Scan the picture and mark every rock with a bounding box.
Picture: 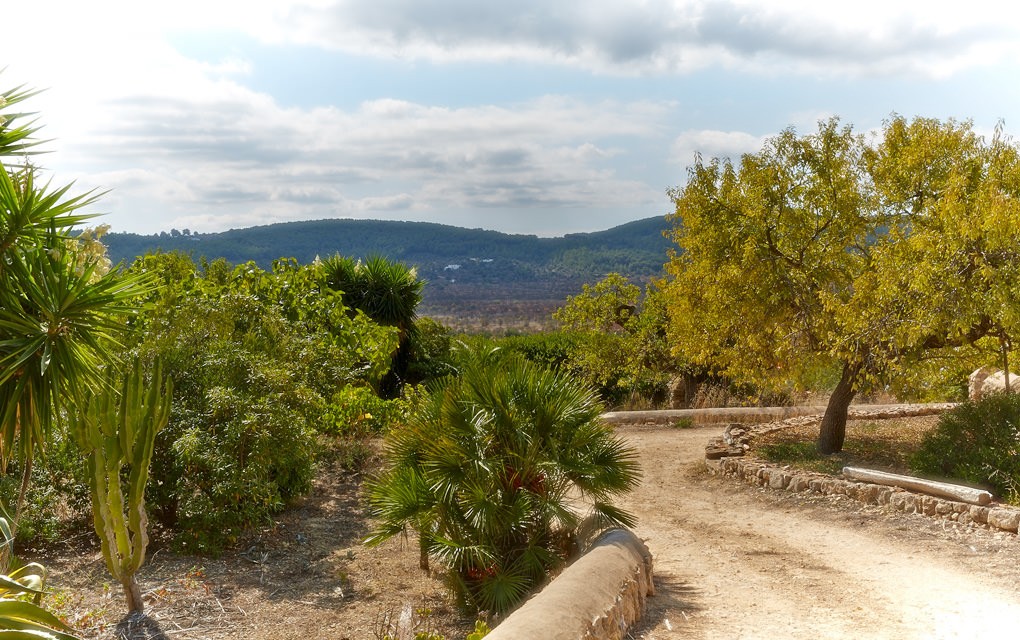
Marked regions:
[768,471,790,490]
[789,475,812,492]
[706,439,744,460]
[986,507,1020,533]
[970,506,989,524]
[889,493,913,512]
[859,485,880,505]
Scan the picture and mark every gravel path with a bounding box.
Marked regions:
[617,423,1020,639]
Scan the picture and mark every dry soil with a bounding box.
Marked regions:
[42,421,1020,639]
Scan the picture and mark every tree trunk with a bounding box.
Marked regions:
[419,537,430,572]
[11,454,34,540]
[124,577,145,613]
[1001,334,1011,394]
[817,362,861,455]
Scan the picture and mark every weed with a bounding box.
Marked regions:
[757,442,844,475]
[670,417,695,429]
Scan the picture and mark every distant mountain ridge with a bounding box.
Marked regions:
[103,217,673,328]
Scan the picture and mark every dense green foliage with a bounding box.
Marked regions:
[127,253,400,551]
[667,116,1020,453]
[366,352,640,614]
[320,254,425,396]
[554,274,681,407]
[494,332,579,371]
[912,394,1020,502]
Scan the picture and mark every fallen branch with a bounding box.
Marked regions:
[842,467,992,506]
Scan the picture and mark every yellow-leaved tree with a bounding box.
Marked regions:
[666,116,1020,454]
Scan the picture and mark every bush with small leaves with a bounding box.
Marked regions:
[911,393,1020,502]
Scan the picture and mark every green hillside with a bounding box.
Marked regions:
[104,217,673,327]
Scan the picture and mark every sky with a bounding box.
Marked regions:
[3,1,1020,237]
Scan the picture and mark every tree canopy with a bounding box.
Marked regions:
[666,116,1020,453]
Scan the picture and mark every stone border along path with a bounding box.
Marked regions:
[704,403,1020,535]
[485,529,654,640]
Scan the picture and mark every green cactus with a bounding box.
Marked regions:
[72,358,172,614]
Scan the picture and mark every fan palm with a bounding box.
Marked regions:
[366,351,641,614]
[320,254,424,395]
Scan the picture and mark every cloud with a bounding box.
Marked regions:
[671,129,769,167]
[265,0,1020,78]
[50,73,669,233]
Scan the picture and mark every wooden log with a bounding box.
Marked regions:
[842,467,992,506]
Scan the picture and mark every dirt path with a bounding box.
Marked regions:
[618,423,1020,639]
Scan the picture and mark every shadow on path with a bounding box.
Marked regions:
[628,574,704,636]
[115,612,170,640]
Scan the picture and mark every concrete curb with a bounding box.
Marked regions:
[486,529,654,640]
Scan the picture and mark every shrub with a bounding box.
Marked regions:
[321,385,401,437]
[911,393,1020,502]
[366,353,641,614]
[0,432,91,546]
[127,255,400,552]
[149,337,318,552]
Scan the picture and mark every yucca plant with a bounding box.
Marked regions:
[366,351,641,614]
[1,80,148,533]
[71,359,172,613]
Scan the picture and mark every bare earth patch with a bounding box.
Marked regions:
[29,417,1020,639]
[753,416,941,475]
[35,451,477,640]
[622,422,1020,639]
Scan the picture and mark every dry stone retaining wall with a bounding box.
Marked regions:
[705,404,1020,535]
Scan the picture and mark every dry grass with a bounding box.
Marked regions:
[753,416,940,476]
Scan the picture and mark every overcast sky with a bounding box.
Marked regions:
[3,1,1019,236]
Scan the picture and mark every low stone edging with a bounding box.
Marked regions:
[704,404,1020,536]
[603,403,956,429]
[485,528,654,640]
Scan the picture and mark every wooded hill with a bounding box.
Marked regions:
[104,216,673,329]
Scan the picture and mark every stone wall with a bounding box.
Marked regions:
[485,529,654,640]
[705,405,1020,536]
[603,403,956,428]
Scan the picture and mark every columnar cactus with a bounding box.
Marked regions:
[73,359,172,613]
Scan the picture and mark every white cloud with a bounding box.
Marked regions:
[259,0,1020,78]
[671,129,769,166]
[4,1,1017,237]
[45,73,670,232]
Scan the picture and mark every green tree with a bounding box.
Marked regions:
[366,352,640,614]
[666,116,1019,454]
[554,273,678,405]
